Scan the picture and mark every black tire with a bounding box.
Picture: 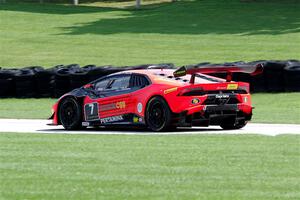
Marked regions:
[58,97,83,130]
[0,69,18,97]
[15,68,36,98]
[86,66,116,82]
[220,119,247,130]
[145,96,173,131]
[54,68,72,98]
[35,69,55,97]
[70,68,89,89]
[284,62,300,92]
[263,61,287,92]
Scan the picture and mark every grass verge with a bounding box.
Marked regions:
[251,93,300,124]
[0,133,299,200]
[0,98,56,119]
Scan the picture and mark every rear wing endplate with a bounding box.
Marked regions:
[173,63,264,83]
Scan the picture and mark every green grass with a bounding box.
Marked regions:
[0,98,56,119]
[0,133,299,199]
[0,0,299,68]
[0,93,299,124]
[251,93,300,124]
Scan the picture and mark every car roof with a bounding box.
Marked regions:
[121,69,225,85]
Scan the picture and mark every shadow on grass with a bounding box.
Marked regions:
[61,1,300,35]
[1,0,300,35]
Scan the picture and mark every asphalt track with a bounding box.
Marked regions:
[0,119,299,136]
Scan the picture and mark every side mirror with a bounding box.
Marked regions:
[83,83,94,89]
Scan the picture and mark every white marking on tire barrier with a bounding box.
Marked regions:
[0,119,299,136]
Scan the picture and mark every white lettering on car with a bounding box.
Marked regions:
[100,115,124,123]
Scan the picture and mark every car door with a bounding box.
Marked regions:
[94,74,135,122]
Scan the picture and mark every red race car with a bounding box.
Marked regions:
[50,63,263,131]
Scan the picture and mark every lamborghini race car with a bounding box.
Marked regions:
[49,63,263,131]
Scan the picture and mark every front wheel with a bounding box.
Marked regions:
[220,119,248,130]
[58,97,83,130]
[145,96,173,132]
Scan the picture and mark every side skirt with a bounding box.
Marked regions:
[82,113,145,127]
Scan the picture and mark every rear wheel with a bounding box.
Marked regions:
[58,97,83,130]
[145,96,173,131]
[220,118,247,130]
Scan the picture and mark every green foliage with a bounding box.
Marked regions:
[0,0,299,67]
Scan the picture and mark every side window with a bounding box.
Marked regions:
[106,75,131,90]
[130,75,150,88]
[95,75,131,92]
[94,78,111,92]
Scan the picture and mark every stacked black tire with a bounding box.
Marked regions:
[284,61,300,92]
[0,63,175,98]
[0,69,18,97]
[0,61,299,98]
[250,60,300,92]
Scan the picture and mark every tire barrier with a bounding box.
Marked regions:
[14,68,37,98]
[245,60,267,92]
[0,61,299,98]
[284,61,300,92]
[263,61,287,92]
[35,68,55,97]
[53,67,73,98]
[0,69,18,97]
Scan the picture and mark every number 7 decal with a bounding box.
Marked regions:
[84,103,99,121]
[88,104,94,115]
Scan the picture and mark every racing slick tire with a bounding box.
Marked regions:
[58,97,83,130]
[220,119,247,130]
[145,96,174,132]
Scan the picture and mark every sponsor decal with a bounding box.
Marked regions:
[215,94,230,98]
[100,115,123,123]
[82,122,90,127]
[164,87,178,94]
[99,103,115,112]
[227,84,238,90]
[137,103,143,113]
[174,70,186,77]
[133,117,139,123]
[191,98,200,104]
[116,101,126,109]
[173,67,187,77]
[133,116,143,123]
[99,101,126,111]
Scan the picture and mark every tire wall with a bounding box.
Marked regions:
[0,61,299,98]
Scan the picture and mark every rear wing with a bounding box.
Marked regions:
[173,63,264,83]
